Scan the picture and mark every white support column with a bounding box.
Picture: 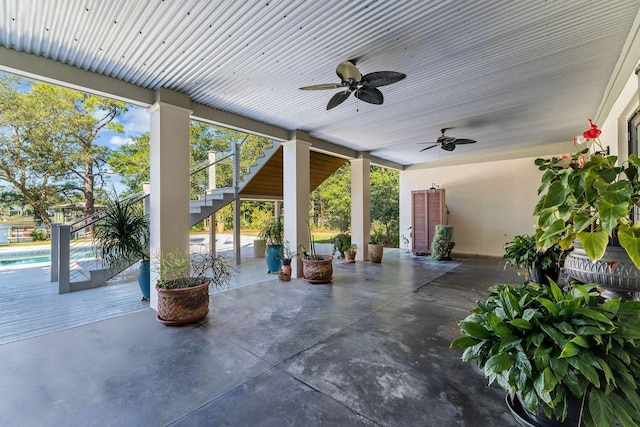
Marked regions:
[283,134,311,278]
[148,88,192,311]
[351,155,371,261]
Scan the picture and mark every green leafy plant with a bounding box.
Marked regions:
[331,233,351,257]
[451,281,640,426]
[280,240,297,260]
[430,224,454,261]
[534,119,640,268]
[502,234,563,271]
[30,228,48,241]
[369,230,383,245]
[259,216,284,246]
[345,243,357,253]
[155,249,232,290]
[93,196,149,270]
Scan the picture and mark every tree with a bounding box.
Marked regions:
[311,163,351,230]
[0,74,127,225]
[108,133,150,192]
[370,165,399,243]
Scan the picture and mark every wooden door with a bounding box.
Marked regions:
[412,189,445,254]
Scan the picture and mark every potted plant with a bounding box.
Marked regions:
[451,281,640,426]
[300,222,333,284]
[368,230,384,263]
[92,195,150,301]
[502,234,563,285]
[259,216,284,273]
[154,249,232,326]
[430,224,455,261]
[534,119,640,297]
[331,233,351,258]
[279,240,297,281]
[344,243,357,263]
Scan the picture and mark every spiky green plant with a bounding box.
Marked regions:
[93,197,149,270]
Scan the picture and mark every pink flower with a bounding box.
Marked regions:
[578,155,586,168]
[583,119,601,139]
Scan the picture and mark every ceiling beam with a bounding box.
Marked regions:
[0,46,156,106]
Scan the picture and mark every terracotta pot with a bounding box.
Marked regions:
[280,263,292,281]
[345,251,357,263]
[301,256,333,284]
[156,279,210,326]
[368,244,384,263]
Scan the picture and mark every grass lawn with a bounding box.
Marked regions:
[230,229,338,244]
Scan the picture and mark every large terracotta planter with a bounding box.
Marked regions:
[564,240,640,298]
[368,244,384,263]
[302,255,333,284]
[156,279,210,326]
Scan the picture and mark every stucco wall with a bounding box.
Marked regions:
[400,157,543,257]
[399,65,638,258]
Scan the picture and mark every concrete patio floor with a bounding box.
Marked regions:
[0,249,522,426]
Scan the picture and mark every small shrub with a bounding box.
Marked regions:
[30,228,48,241]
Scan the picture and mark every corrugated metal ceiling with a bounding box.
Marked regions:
[0,0,639,166]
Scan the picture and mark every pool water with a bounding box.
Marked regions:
[0,251,95,266]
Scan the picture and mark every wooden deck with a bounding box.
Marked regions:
[0,244,282,345]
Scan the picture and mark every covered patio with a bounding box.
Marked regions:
[1,1,640,425]
[0,250,521,426]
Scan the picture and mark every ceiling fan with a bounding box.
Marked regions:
[299,59,406,110]
[418,128,477,152]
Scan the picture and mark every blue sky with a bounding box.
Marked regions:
[95,104,149,194]
[104,105,149,149]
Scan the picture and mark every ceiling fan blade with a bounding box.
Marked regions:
[354,87,383,104]
[336,61,362,83]
[299,83,343,90]
[419,144,438,152]
[361,71,407,88]
[326,90,351,110]
[453,138,477,144]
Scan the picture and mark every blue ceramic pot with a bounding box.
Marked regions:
[266,245,282,273]
[138,260,151,300]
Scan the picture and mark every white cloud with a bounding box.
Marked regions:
[121,106,150,134]
[110,136,133,147]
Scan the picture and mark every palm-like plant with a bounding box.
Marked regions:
[93,196,149,270]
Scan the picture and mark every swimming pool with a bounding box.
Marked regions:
[0,250,95,266]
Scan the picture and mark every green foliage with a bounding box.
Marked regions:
[369,229,383,245]
[30,228,48,241]
[108,133,150,192]
[92,196,149,270]
[311,163,351,230]
[155,249,232,290]
[281,240,297,260]
[430,225,454,260]
[502,234,563,270]
[331,233,351,256]
[258,216,283,246]
[0,73,127,225]
[370,165,399,243]
[534,148,640,268]
[451,281,640,426]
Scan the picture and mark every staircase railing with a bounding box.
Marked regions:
[51,191,149,293]
[51,134,278,293]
